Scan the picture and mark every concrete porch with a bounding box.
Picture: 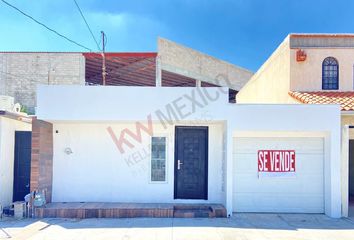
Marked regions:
[34,202,227,218]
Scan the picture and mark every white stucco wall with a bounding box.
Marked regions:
[290,48,354,91]
[0,116,31,208]
[52,122,225,204]
[37,85,342,217]
[37,86,230,122]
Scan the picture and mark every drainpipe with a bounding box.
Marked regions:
[101,31,107,85]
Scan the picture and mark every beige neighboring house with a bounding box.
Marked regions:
[237,33,354,217]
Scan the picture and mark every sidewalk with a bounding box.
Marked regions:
[1,213,354,240]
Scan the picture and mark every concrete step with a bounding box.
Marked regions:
[173,209,213,218]
[35,202,227,218]
[173,204,226,218]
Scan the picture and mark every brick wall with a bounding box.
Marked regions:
[30,118,53,203]
[0,53,85,114]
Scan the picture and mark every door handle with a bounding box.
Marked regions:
[177,160,183,170]
[26,184,29,188]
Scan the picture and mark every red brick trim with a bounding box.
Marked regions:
[30,117,53,203]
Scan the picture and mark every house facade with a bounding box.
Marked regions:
[0,38,254,216]
[237,34,354,216]
[0,36,346,218]
[34,85,341,217]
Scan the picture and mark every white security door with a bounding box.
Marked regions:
[232,137,324,213]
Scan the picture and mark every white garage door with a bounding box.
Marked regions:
[233,137,324,213]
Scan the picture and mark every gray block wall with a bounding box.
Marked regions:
[158,38,253,90]
[0,52,85,114]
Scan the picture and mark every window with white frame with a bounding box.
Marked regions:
[150,137,167,182]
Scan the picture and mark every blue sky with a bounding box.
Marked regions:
[1,0,354,71]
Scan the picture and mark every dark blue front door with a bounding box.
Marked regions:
[174,126,208,199]
[13,131,32,202]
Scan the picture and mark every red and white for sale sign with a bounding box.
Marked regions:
[258,150,296,178]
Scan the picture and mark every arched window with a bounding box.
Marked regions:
[322,57,339,90]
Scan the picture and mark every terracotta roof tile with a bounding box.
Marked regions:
[288,91,354,111]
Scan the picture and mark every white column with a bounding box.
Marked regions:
[326,122,342,218]
[196,79,201,87]
[341,125,349,217]
[225,122,233,216]
[155,56,162,87]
